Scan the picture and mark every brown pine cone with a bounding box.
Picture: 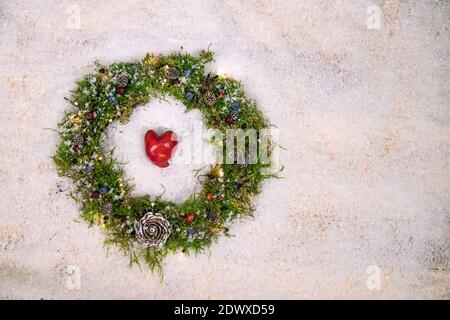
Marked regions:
[164,66,179,80]
[203,91,217,106]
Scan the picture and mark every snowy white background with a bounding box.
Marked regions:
[0,0,449,299]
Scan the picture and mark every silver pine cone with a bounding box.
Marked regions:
[115,73,128,87]
[99,202,112,215]
[73,135,84,145]
[134,212,171,248]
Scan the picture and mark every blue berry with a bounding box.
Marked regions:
[108,96,118,106]
[231,102,240,112]
[185,91,194,102]
[84,165,94,174]
[187,229,195,238]
[183,68,193,77]
[99,187,108,195]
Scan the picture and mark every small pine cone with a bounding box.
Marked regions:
[230,109,240,121]
[115,73,128,87]
[99,202,113,215]
[164,66,179,80]
[207,211,220,223]
[134,212,171,248]
[73,135,84,145]
[203,91,217,106]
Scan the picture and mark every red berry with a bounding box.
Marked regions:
[226,116,234,124]
[91,191,100,199]
[116,87,126,94]
[73,145,81,153]
[185,213,195,223]
[86,111,96,121]
[218,89,225,98]
[206,193,213,201]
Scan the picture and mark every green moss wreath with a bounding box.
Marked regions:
[54,50,275,273]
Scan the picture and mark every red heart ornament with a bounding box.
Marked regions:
[145,130,178,168]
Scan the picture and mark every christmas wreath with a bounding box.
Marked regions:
[54,50,275,273]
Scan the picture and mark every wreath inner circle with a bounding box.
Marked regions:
[106,97,218,202]
[54,50,275,272]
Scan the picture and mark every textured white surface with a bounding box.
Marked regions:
[0,0,449,299]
